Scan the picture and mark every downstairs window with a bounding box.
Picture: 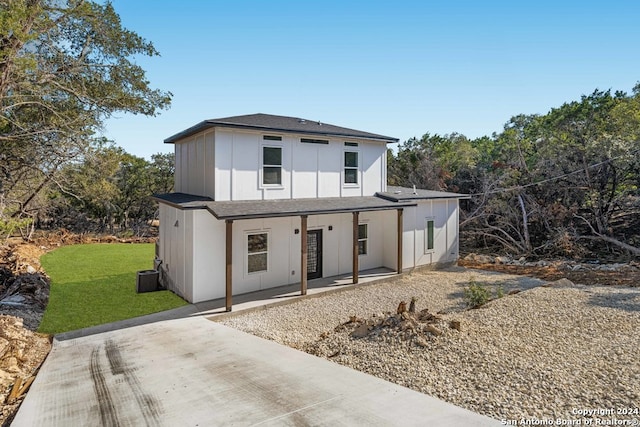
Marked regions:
[247,232,268,273]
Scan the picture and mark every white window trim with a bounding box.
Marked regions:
[358,222,369,256]
[246,230,270,275]
[260,144,284,189]
[425,217,435,254]
[343,149,360,187]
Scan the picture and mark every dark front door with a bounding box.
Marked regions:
[307,229,323,280]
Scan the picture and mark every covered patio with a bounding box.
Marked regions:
[207,196,417,311]
[194,266,399,318]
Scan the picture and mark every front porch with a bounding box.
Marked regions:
[192,267,399,318]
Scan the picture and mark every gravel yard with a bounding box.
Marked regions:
[217,267,640,422]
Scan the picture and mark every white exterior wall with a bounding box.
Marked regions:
[402,206,416,270]
[159,199,461,303]
[169,211,390,303]
[191,210,225,303]
[446,199,460,261]
[174,131,215,198]
[400,199,461,270]
[193,128,387,201]
[157,204,193,301]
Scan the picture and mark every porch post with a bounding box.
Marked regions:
[225,220,233,312]
[352,211,359,284]
[397,208,403,274]
[300,215,308,295]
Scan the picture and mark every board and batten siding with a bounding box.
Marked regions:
[402,199,460,269]
[174,131,215,198]
[174,128,388,201]
[158,203,192,301]
[158,209,394,303]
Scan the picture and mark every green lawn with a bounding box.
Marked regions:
[39,243,187,334]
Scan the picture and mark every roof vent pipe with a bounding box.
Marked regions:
[413,185,417,195]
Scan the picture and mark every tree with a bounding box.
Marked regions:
[149,152,175,195]
[534,88,640,255]
[388,85,640,259]
[0,0,171,236]
[389,133,477,192]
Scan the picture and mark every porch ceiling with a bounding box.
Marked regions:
[153,193,416,220]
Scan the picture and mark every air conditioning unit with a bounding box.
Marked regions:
[136,270,159,293]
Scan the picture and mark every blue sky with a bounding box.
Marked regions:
[104,1,640,159]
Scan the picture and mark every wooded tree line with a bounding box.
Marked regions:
[1,0,172,239]
[3,2,639,258]
[389,86,640,259]
[42,149,174,235]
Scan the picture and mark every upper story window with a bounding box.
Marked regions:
[344,151,359,184]
[263,135,282,141]
[301,138,329,144]
[262,146,282,185]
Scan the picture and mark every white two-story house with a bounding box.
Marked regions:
[153,114,468,310]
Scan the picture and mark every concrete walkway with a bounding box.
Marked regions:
[55,268,402,341]
[14,267,502,426]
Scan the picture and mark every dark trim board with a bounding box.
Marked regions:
[153,193,417,220]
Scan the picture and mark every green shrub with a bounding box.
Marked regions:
[463,280,491,308]
[464,280,506,308]
[0,217,32,240]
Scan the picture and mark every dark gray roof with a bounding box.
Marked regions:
[153,193,416,220]
[376,186,470,201]
[164,113,399,144]
[153,192,213,208]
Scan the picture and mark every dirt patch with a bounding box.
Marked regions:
[0,315,51,426]
[0,243,50,331]
[0,242,52,426]
[459,257,640,287]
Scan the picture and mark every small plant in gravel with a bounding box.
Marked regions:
[464,280,491,308]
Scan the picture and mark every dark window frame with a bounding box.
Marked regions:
[247,232,269,274]
[300,138,329,144]
[262,145,283,186]
[425,218,435,252]
[358,223,368,255]
[344,150,359,185]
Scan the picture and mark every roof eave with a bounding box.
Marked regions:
[376,192,471,202]
[164,121,212,144]
[207,202,416,221]
[164,121,399,144]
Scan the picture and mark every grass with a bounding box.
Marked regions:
[39,243,187,335]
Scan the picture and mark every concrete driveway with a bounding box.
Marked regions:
[13,317,500,426]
